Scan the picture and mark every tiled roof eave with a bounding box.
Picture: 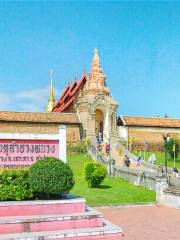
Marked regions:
[0,119,80,124]
[125,124,180,129]
[119,115,180,128]
[0,112,80,124]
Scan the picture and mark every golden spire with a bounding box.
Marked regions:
[46,69,55,112]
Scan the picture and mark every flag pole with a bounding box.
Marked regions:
[173,143,176,168]
[144,151,146,161]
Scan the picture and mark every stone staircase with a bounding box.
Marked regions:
[164,186,180,196]
[0,196,123,239]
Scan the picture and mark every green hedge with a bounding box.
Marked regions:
[0,157,75,201]
[28,157,75,199]
[84,162,107,188]
[0,168,33,201]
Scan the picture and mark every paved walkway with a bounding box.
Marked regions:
[96,205,180,240]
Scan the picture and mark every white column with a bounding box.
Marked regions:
[103,110,109,142]
[58,125,66,163]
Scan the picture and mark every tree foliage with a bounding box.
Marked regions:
[166,138,179,159]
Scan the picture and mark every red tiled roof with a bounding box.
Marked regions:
[118,115,180,128]
[53,72,87,112]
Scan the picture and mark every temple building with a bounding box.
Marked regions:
[46,49,180,149]
[0,49,179,156]
[117,115,180,151]
[48,49,119,144]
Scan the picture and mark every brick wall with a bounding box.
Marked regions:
[0,122,80,145]
[129,127,180,151]
[66,125,81,145]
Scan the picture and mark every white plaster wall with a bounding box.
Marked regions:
[0,133,59,140]
[103,109,110,142]
[158,193,180,209]
[117,126,128,140]
[59,125,66,162]
[130,126,180,133]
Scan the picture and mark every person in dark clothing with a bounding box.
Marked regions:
[125,157,130,167]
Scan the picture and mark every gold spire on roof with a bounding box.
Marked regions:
[46,69,55,112]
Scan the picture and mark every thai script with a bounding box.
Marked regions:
[0,140,59,167]
[0,143,56,156]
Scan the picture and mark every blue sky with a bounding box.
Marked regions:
[0,1,179,117]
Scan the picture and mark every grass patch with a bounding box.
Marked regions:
[134,151,180,169]
[68,154,156,206]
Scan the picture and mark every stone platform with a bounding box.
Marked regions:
[0,195,123,239]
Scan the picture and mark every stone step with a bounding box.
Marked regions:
[164,186,180,196]
[0,196,86,217]
[0,208,103,234]
[0,220,123,240]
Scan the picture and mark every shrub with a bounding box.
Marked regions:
[28,157,75,198]
[74,145,85,154]
[82,138,90,153]
[84,162,107,188]
[67,145,85,154]
[67,141,90,155]
[0,168,33,201]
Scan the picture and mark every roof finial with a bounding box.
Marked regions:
[91,48,101,71]
[83,68,86,76]
[46,69,55,112]
[50,69,53,83]
[94,48,98,54]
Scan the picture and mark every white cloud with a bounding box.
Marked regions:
[16,87,49,103]
[0,86,61,112]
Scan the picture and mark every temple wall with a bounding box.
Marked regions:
[0,122,80,146]
[66,124,81,145]
[128,126,180,151]
[0,122,58,134]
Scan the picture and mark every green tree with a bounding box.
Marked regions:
[166,138,179,159]
[164,113,169,118]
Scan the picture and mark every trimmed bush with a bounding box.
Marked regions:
[28,157,75,198]
[84,162,107,188]
[0,168,33,201]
